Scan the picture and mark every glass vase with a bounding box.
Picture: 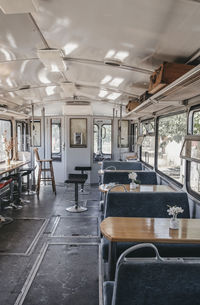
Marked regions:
[130,180,136,190]
[169,215,179,229]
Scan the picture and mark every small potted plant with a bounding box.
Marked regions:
[128,172,140,190]
[167,205,184,229]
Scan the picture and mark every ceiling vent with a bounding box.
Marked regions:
[0,0,39,14]
[104,59,122,67]
[37,49,67,72]
[60,82,76,97]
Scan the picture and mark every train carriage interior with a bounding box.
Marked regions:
[1,0,200,304]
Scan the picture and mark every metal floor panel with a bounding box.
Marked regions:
[0,218,48,255]
[16,243,99,305]
[51,216,99,237]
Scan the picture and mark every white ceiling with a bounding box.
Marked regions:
[0,0,200,117]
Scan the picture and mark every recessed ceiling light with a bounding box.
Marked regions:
[63,43,78,56]
[98,90,108,98]
[107,92,121,100]
[109,77,124,87]
[105,49,115,58]
[45,86,56,96]
[114,51,129,61]
[101,75,112,84]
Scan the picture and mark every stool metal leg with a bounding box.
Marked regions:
[79,170,89,195]
[66,183,87,213]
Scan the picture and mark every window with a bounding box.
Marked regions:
[157,112,187,184]
[102,124,112,154]
[118,120,129,148]
[187,110,200,195]
[93,119,112,161]
[93,124,99,155]
[0,119,12,162]
[51,118,61,161]
[141,119,155,167]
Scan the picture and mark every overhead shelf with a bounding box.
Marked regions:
[126,64,200,118]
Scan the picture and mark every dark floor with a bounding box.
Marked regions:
[0,184,101,305]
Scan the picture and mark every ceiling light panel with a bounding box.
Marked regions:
[37,49,66,72]
[45,86,56,96]
[105,49,116,58]
[63,43,78,56]
[114,51,129,61]
[98,90,108,98]
[107,92,121,100]
[101,75,112,84]
[0,0,39,14]
[109,77,124,87]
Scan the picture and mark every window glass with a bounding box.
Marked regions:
[141,119,155,167]
[141,136,155,167]
[102,124,112,154]
[189,110,200,195]
[193,111,200,135]
[51,118,61,161]
[93,119,112,161]
[118,120,129,148]
[0,120,12,162]
[93,124,99,155]
[158,113,187,183]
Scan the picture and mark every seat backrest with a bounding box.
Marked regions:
[34,148,40,161]
[103,171,157,185]
[112,257,200,305]
[102,161,142,170]
[105,191,190,218]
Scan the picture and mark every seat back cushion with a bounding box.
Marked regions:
[105,192,190,218]
[112,261,200,305]
[103,161,142,170]
[103,171,157,185]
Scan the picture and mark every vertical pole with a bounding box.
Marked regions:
[31,103,36,189]
[119,104,122,161]
[41,107,46,184]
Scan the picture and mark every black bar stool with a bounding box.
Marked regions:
[0,179,14,226]
[64,174,88,213]
[74,166,92,194]
[19,166,36,196]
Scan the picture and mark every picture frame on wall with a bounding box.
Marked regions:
[70,118,87,147]
[30,120,41,147]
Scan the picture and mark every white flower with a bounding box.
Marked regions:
[128,172,137,181]
[167,205,184,217]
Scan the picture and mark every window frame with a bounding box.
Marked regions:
[0,118,13,163]
[101,123,112,155]
[50,118,62,162]
[140,118,155,169]
[186,106,200,200]
[155,110,187,187]
[118,119,129,148]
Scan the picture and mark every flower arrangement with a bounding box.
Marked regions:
[167,205,184,218]
[128,172,140,184]
[167,205,184,229]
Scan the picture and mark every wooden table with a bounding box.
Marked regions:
[0,161,30,176]
[99,184,175,193]
[100,217,200,280]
